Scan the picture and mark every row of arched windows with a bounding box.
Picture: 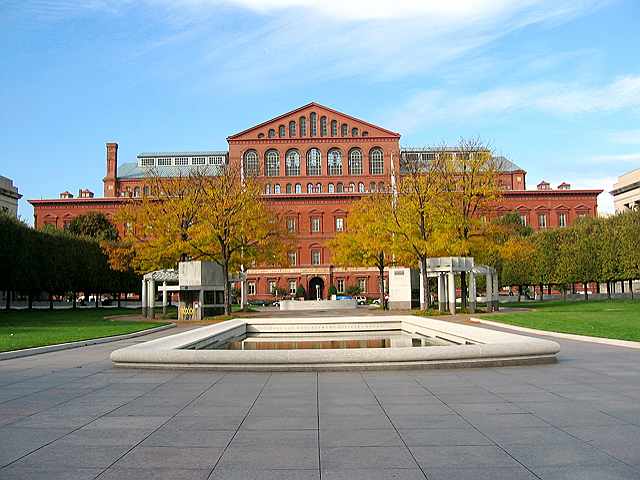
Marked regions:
[243,148,384,177]
[264,181,387,195]
[258,113,369,140]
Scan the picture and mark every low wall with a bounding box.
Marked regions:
[279,299,357,311]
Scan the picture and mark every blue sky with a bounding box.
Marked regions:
[2,0,639,220]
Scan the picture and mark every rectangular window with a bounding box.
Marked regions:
[247,282,256,296]
[311,250,321,265]
[288,251,297,266]
[558,213,567,227]
[336,279,345,294]
[519,214,527,226]
[175,157,188,166]
[287,217,296,233]
[192,157,206,165]
[335,217,344,232]
[157,157,171,166]
[140,158,155,167]
[538,214,547,229]
[289,280,296,295]
[311,217,321,233]
[268,280,277,295]
[358,278,367,293]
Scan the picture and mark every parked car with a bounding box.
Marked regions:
[272,301,280,308]
[354,295,367,305]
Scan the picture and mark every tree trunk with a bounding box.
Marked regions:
[562,286,566,302]
[630,279,634,300]
[72,291,77,309]
[28,293,33,310]
[596,282,601,294]
[378,253,386,310]
[547,284,551,295]
[517,285,522,302]
[95,292,100,309]
[222,259,231,316]
[606,281,611,299]
[117,292,121,308]
[621,280,625,294]
[583,282,588,301]
[419,256,429,311]
[49,293,53,310]
[539,283,544,302]
[5,290,10,310]
[460,271,467,309]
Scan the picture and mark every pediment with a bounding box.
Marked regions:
[227,102,400,141]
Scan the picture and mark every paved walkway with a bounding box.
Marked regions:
[1,324,640,479]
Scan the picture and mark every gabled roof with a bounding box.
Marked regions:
[227,102,401,140]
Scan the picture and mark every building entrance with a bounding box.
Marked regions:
[308,277,325,300]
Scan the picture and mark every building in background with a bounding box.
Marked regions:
[611,168,640,212]
[0,176,21,218]
[29,103,602,301]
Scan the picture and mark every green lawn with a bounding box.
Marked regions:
[0,308,168,352]
[485,299,640,342]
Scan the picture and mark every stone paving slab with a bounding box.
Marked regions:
[1,324,640,479]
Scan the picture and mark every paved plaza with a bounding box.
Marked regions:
[1,323,640,479]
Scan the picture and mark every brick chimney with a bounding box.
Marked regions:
[103,142,119,197]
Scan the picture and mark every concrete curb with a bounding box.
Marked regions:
[472,318,640,350]
[0,323,176,361]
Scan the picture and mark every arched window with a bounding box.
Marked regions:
[285,149,301,176]
[362,131,368,137]
[378,182,385,192]
[328,183,335,193]
[348,149,363,175]
[307,183,314,193]
[336,182,344,193]
[369,148,384,175]
[299,116,307,137]
[316,183,322,193]
[341,124,348,136]
[349,182,355,193]
[370,182,377,192]
[328,149,343,175]
[265,150,280,176]
[320,116,327,137]
[331,120,338,137]
[243,150,259,176]
[143,185,150,196]
[306,148,322,176]
[351,127,359,137]
[258,133,265,139]
[286,183,292,193]
[295,183,302,194]
[358,182,365,193]
[133,186,140,197]
[274,184,281,194]
[289,121,296,137]
[268,128,275,138]
[265,184,272,194]
[310,112,317,136]
[278,125,285,138]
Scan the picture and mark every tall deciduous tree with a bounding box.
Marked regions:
[439,138,504,306]
[66,212,119,241]
[328,193,397,308]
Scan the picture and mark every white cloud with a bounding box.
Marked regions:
[389,75,640,133]
[608,129,640,145]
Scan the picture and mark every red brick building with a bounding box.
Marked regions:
[30,102,601,301]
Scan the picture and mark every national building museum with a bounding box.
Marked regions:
[29,103,601,301]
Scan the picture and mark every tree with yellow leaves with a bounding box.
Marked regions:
[106,164,289,315]
[328,192,397,308]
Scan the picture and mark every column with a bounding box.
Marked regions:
[162,281,167,316]
[141,279,147,318]
[448,271,456,315]
[438,273,446,313]
[486,272,493,312]
[468,271,477,314]
[493,272,500,311]
[148,278,155,319]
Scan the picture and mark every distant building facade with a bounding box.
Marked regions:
[29,103,602,301]
[611,168,640,212]
[0,176,21,218]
